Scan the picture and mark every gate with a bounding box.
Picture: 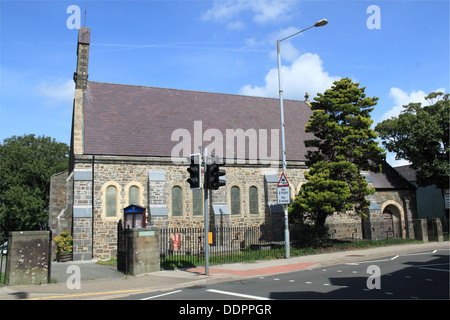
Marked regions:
[383,213,394,238]
[117,220,130,274]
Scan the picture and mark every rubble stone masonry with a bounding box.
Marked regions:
[51,155,418,260]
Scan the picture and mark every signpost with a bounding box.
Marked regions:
[277,173,290,258]
[277,173,290,204]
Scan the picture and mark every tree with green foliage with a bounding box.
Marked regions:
[304,78,385,169]
[375,92,449,190]
[290,78,385,231]
[289,161,373,227]
[0,134,69,234]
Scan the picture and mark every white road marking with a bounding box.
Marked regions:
[140,290,182,300]
[390,255,399,260]
[353,259,390,264]
[419,267,450,272]
[401,251,435,257]
[414,262,450,272]
[206,289,272,300]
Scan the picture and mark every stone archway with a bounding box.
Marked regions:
[381,201,406,238]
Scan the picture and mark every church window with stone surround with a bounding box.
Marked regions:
[105,185,117,217]
[230,186,240,215]
[172,186,183,216]
[249,186,258,214]
[129,185,140,205]
[193,189,203,216]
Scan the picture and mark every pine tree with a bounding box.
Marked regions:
[305,77,385,169]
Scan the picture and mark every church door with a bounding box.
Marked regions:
[383,212,394,238]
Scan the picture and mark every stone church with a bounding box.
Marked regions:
[48,27,418,261]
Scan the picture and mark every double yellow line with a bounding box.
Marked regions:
[29,288,151,300]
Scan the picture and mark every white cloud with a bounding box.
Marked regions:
[380,87,446,121]
[202,0,295,28]
[37,79,74,107]
[251,0,294,23]
[239,52,340,100]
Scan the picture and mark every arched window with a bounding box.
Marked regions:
[249,186,258,214]
[128,185,140,205]
[105,185,117,217]
[172,186,183,216]
[230,186,240,215]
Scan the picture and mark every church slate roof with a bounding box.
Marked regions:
[82,81,315,161]
[368,162,415,190]
[80,81,414,190]
[394,165,417,182]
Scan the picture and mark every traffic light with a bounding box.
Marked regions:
[187,153,201,189]
[206,161,226,190]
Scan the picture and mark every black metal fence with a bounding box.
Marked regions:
[160,226,284,269]
[159,218,446,269]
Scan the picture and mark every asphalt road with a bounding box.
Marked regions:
[118,248,449,300]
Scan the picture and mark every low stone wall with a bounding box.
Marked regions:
[117,226,160,276]
[6,231,51,285]
[413,218,444,243]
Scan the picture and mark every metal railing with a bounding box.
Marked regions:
[159,226,284,269]
[155,218,446,270]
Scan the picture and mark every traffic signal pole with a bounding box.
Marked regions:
[203,147,209,276]
[187,149,227,276]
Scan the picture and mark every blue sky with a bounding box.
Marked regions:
[1,0,448,166]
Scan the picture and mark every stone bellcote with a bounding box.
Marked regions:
[73,27,90,90]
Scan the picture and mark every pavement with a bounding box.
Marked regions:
[0,241,448,300]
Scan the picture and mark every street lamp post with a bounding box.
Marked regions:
[277,19,328,259]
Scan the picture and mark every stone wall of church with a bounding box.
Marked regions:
[373,189,417,239]
[72,163,93,260]
[87,157,309,259]
[57,156,418,260]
